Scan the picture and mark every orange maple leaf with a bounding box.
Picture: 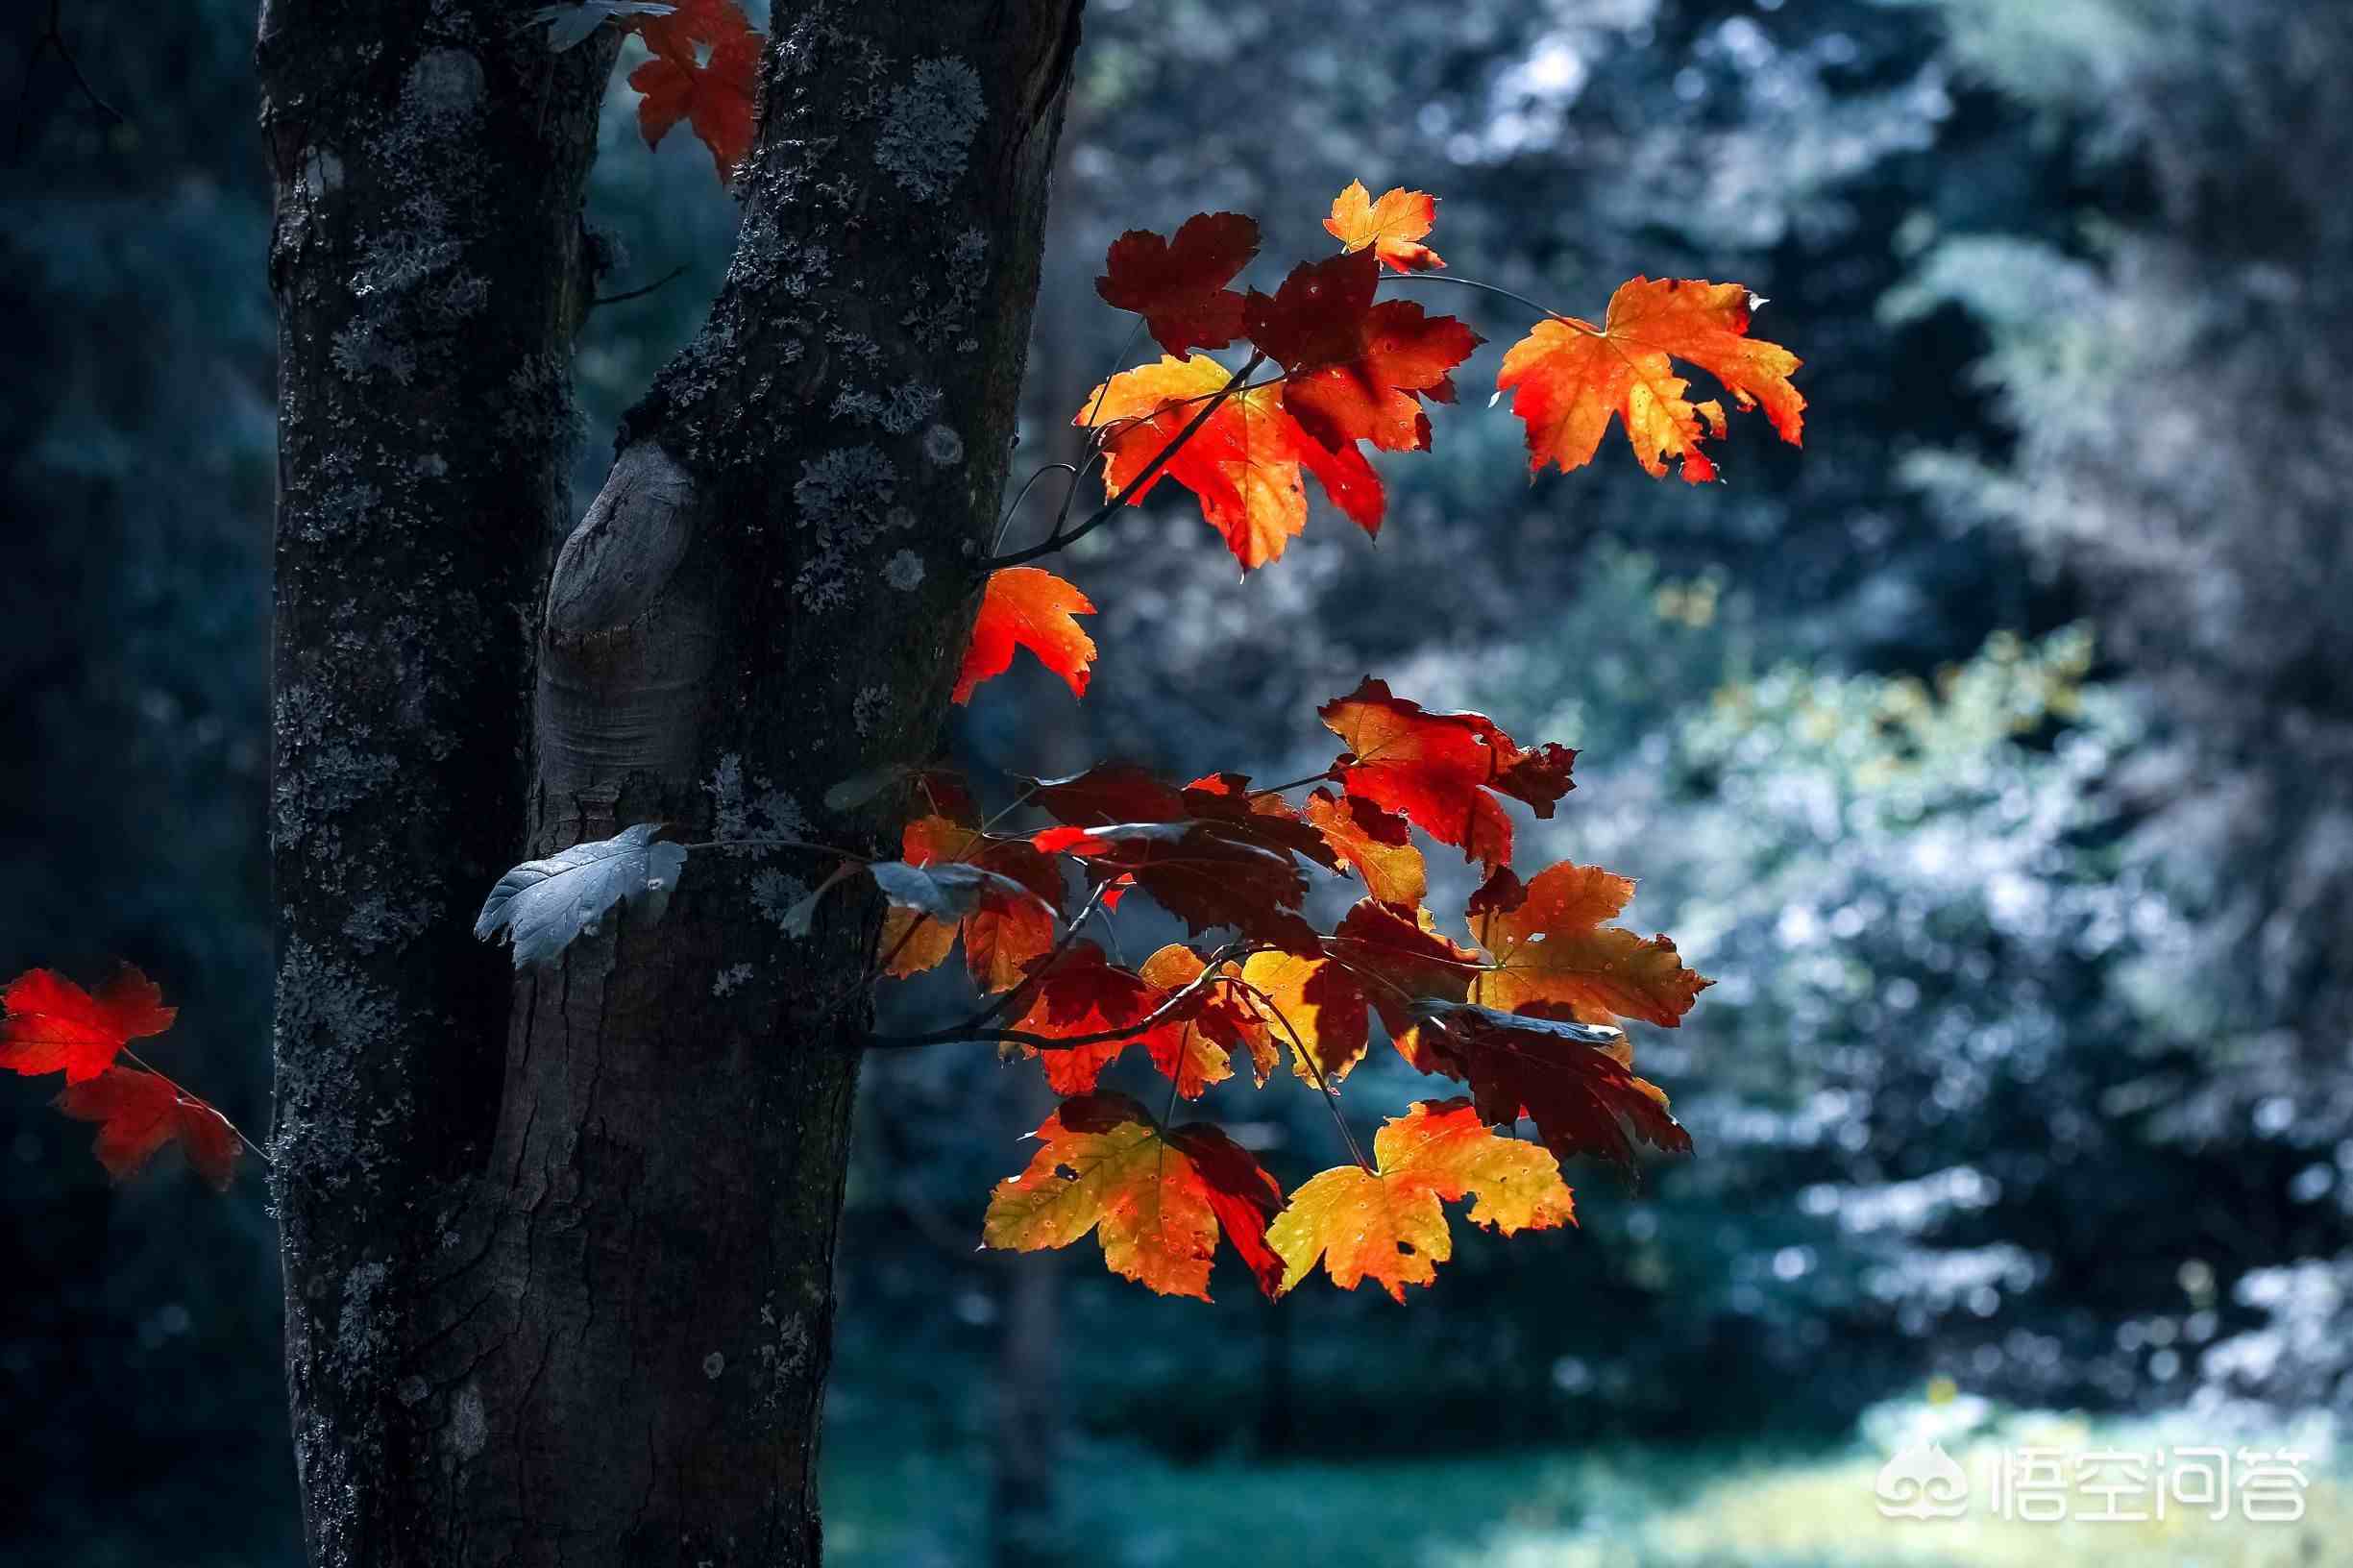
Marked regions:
[983,1090,1285,1300]
[1078,354,1384,569]
[1267,1098,1572,1300]
[1324,181,1445,273]
[878,812,1063,992]
[1301,788,1426,906]
[1096,212,1261,356]
[1465,861,1710,1028]
[1137,943,1275,1092]
[1317,677,1576,869]
[953,567,1097,704]
[0,966,177,1084]
[626,1,762,182]
[1496,277,1803,483]
[56,1066,241,1189]
[1236,948,1371,1084]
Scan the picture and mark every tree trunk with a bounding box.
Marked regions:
[263,2,1084,1563]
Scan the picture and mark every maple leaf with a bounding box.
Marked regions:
[1399,998,1691,1172]
[1077,355,1385,568]
[1465,862,1710,1028]
[1324,181,1445,273]
[953,567,1097,705]
[1318,678,1577,868]
[983,1090,1284,1299]
[1136,943,1266,1096]
[1178,773,1342,871]
[1027,763,1189,827]
[56,1066,240,1189]
[1007,943,1164,1095]
[1267,1098,1572,1300]
[1038,821,1318,952]
[1243,249,1482,453]
[1236,949,1370,1084]
[1323,898,1481,1034]
[1302,787,1427,906]
[880,813,1064,992]
[0,966,176,1084]
[1095,212,1261,356]
[627,10,762,183]
[1495,277,1804,483]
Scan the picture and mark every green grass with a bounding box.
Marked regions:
[823,1409,2343,1568]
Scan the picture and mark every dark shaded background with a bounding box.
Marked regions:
[7,2,2348,1563]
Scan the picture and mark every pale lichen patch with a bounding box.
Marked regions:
[883,549,925,591]
[708,752,809,845]
[791,445,900,611]
[873,58,986,200]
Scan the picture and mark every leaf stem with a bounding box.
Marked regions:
[1385,272,1577,326]
[870,938,1255,1052]
[119,1047,273,1167]
[1244,769,1339,798]
[982,351,1270,571]
[1229,977,1374,1174]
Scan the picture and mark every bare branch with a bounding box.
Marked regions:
[14,0,123,157]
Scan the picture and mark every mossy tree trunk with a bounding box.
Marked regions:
[261,3,1083,1563]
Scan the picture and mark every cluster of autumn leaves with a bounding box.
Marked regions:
[3,76,1806,1303]
[919,185,1807,1298]
[866,678,1708,1301]
[951,181,1803,711]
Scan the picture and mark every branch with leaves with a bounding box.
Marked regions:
[5,63,1809,1310]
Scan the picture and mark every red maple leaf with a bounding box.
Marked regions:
[626,1,763,182]
[953,567,1097,705]
[1096,212,1261,356]
[1317,678,1577,868]
[56,1066,241,1189]
[0,966,177,1084]
[1244,249,1482,453]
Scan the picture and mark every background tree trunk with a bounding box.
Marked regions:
[263,3,1083,1563]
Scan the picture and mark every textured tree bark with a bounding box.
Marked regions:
[259,4,619,1562]
[266,0,1083,1563]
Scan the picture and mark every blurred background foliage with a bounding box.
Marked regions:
[5,0,2347,1563]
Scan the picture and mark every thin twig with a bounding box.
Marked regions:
[1033,315,1147,549]
[1385,271,1575,325]
[1244,769,1339,799]
[1229,977,1373,1173]
[982,351,1270,571]
[870,937,1254,1052]
[591,263,690,309]
[15,0,124,156]
[119,1047,273,1167]
[990,463,1081,556]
